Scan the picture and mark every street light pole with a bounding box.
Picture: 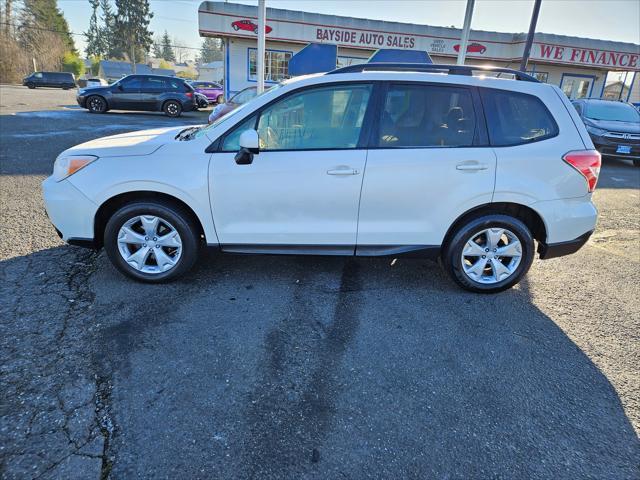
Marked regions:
[519,0,542,72]
[456,0,475,65]
[257,0,266,94]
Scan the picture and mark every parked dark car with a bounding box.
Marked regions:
[194,92,210,109]
[572,98,640,167]
[76,74,197,117]
[23,71,76,89]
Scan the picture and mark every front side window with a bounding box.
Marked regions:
[256,84,372,150]
[481,88,559,146]
[221,114,257,151]
[377,84,476,148]
[249,49,292,82]
[120,76,144,89]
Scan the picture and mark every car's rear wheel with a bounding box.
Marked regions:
[26,82,35,89]
[87,95,107,113]
[633,159,640,167]
[163,100,182,117]
[216,94,224,104]
[443,214,534,293]
[104,201,200,283]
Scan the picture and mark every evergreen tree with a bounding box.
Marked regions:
[21,0,76,53]
[160,30,174,62]
[99,0,116,58]
[112,0,153,63]
[152,37,162,58]
[197,37,222,64]
[84,0,104,58]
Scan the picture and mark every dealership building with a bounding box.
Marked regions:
[198,1,639,103]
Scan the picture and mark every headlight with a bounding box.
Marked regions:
[586,124,607,136]
[53,155,98,181]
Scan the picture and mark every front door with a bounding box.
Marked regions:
[111,76,143,109]
[209,83,373,251]
[357,82,496,252]
[561,75,594,99]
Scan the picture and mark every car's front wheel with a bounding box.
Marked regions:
[26,82,35,89]
[104,201,200,282]
[87,95,107,113]
[443,214,534,293]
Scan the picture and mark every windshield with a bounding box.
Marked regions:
[585,102,640,122]
[194,83,284,138]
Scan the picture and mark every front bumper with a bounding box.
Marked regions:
[42,176,98,246]
[76,95,87,108]
[590,134,640,160]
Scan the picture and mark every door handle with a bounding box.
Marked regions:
[327,168,359,175]
[456,163,488,171]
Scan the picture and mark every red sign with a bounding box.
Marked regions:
[537,43,639,68]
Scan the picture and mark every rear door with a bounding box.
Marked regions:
[356,82,496,252]
[140,76,167,110]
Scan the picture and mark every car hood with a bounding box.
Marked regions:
[585,118,640,134]
[60,126,187,158]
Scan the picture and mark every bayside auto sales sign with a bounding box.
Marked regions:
[198,2,640,70]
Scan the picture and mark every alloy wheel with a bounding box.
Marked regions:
[460,227,522,284]
[117,215,182,274]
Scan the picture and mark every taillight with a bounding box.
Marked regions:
[185,92,193,98]
[563,149,601,193]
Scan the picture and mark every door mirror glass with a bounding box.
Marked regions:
[239,129,259,153]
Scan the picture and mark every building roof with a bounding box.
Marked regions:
[200,61,223,69]
[99,61,175,78]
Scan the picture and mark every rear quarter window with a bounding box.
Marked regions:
[480,88,559,146]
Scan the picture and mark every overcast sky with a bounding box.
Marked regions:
[59,0,640,58]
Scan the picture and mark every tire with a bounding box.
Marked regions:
[633,159,640,167]
[86,95,107,113]
[216,94,224,104]
[103,200,200,283]
[26,82,35,89]
[163,100,182,117]
[442,214,534,293]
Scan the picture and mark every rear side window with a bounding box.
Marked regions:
[376,84,476,148]
[481,89,558,146]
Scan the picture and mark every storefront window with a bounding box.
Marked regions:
[249,48,292,82]
[602,71,634,101]
[336,56,368,69]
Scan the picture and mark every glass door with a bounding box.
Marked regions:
[561,75,594,99]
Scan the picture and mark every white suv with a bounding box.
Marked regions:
[43,64,600,293]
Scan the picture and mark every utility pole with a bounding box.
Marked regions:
[519,0,542,72]
[257,0,266,93]
[456,0,475,65]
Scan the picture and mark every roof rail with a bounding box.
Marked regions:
[327,63,540,82]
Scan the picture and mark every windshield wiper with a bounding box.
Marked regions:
[175,126,201,141]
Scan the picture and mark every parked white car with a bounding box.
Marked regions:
[43,64,600,293]
[85,77,109,87]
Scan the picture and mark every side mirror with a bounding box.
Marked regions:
[117,84,124,91]
[235,129,260,165]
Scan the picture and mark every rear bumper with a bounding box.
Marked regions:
[538,230,593,259]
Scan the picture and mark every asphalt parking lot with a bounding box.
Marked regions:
[1,84,639,479]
